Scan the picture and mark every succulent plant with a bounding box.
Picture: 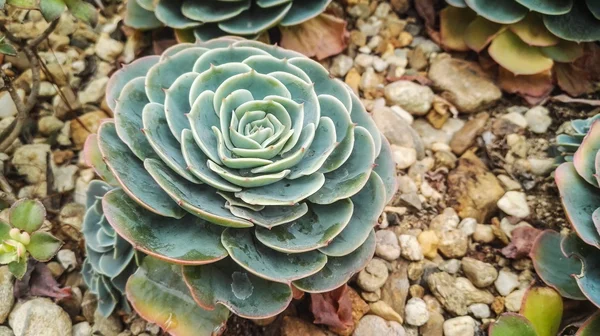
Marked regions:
[489,287,563,336]
[531,118,600,310]
[489,286,600,335]
[0,0,98,26]
[554,115,600,163]
[82,180,139,317]
[125,0,331,41]
[441,0,600,76]
[0,199,62,279]
[85,36,396,333]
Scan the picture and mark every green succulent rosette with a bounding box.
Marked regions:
[441,0,600,75]
[82,180,138,317]
[86,37,396,330]
[554,114,600,163]
[531,117,600,310]
[125,0,331,40]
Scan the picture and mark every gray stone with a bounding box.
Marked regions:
[92,310,123,336]
[384,81,434,116]
[468,303,490,319]
[12,144,51,183]
[405,298,429,326]
[0,267,13,323]
[498,191,530,218]
[357,258,389,292]
[525,106,552,134]
[495,269,520,296]
[399,235,423,261]
[72,322,91,336]
[9,298,72,336]
[427,272,494,316]
[443,316,476,336]
[372,106,425,158]
[375,230,401,261]
[353,315,406,336]
[0,326,13,336]
[461,257,498,288]
[330,54,353,77]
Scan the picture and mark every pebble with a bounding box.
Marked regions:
[497,191,531,218]
[9,298,72,336]
[420,311,444,336]
[95,33,124,62]
[443,316,476,336]
[38,115,65,136]
[505,288,527,312]
[370,300,403,324]
[0,267,13,324]
[57,249,77,271]
[427,272,494,316]
[375,230,401,261]
[357,259,389,292]
[330,54,353,77]
[525,106,552,134]
[353,315,406,336]
[461,257,498,288]
[429,208,460,232]
[391,145,417,169]
[495,269,520,296]
[0,91,18,118]
[449,112,489,155]
[399,235,424,261]
[439,259,461,274]
[468,303,491,319]
[384,81,434,116]
[473,224,495,243]
[497,175,522,191]
[458,218,477,236]
[501,112,528,129]
[437,230,468,258]
[12,144,51,184]
[79,77,109,105]
[528,158,554,176]
[417,230,439,259]
[404,298,429,326]
[428,58,501,113]
[92,310,123,336]
[372,107,425,157]
[72,322,91,336]
[390,106,414,124]
[71,110,110,148]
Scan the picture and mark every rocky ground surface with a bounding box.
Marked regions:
[0,0,596,336]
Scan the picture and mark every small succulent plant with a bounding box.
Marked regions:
[0,199,62,279]
[554,114,600,163]
[125,0,331,41]
[441,0,600,76]
[0,0,98,26]
[531,118,600,311]
[85,37,396,333]
[82,180,139,317]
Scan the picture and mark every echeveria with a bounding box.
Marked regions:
[125,0,331,40]
[441,0,600,75]
[0,199,62,279]
[86,37,396,330]
[0,0,98,26]
[82,180,138,317]
[532,118,600,310]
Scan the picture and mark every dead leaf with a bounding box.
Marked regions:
[279,13,348,60]
[555,62,594,97]
[498,67,554,104]
[501,226,542,259]
[14,261,72,300]
[310,284,353,330]
[551,94,600,106]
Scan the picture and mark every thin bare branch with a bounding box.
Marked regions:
[29,19,59,47]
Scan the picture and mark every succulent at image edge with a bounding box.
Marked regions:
[83,36,397,334]
[0,0,97,26]
[441,0,600,76]
[125,0,331,41]
[82,180,139,318]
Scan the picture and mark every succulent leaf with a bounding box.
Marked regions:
[509,13,559,46]
[488,30,554,75]
[27,232,62,262]
[465,0,528,24]
[577,311,600,335]
[82,181,138,317]
[561,232,600,306]
[530,230,585,299]
[489,313,537,336]
[9,199,45,233]
[515,0,572,15]
[440,6,477,51]
[543,1,600,42]
[100,38,394,323]
[520,287,563,336]
[127,256,230,336]
[540,40,584,62]
[573,120,600,187]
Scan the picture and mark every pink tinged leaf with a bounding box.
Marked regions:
[501,226,541,259]
[577,311,600,336]
[573,120,600,187]
[14,262,72,300]
[497,67,554,104]
[279,13,348,60]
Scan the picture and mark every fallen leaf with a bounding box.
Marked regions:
[14,261,71,300]
[551,94,600,106]
[501,226,542,259]
[554,62,594,97]
[310,284,353,330]
[279,13,348,60]
[498,67,554,104]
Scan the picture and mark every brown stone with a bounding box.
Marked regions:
[447,151,505,222]
[420,311,444,336]
[281,316,327,336]
[380,260,410,317]
[450,112,489,155]
[70,110,110,149]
